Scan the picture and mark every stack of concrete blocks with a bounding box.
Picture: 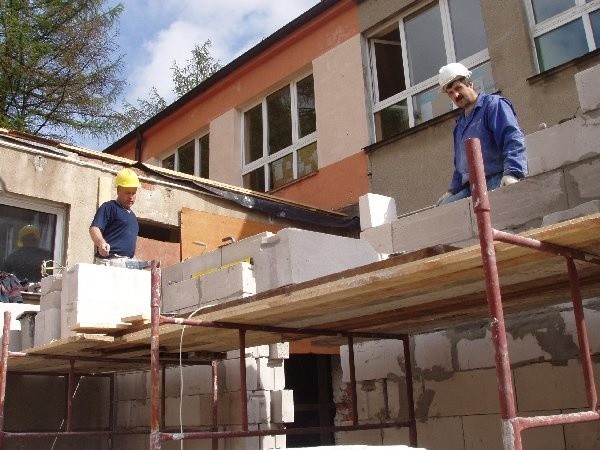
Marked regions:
[347,64,600,449]
[162,228,383,314]
[360,64,600,256]
[60,263,150,338]
[33,274,63,346]
[114,342,293,450]
[0,303,40,352]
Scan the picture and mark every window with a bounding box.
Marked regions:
[161,133,210,178]
[369,0,495,141]
[242,74,317,192]
[526,0,600,72]
[0,196,65,282]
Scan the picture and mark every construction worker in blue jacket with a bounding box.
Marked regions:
[436,63,528,206]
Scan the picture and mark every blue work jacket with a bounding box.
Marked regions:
[449,93,528,193]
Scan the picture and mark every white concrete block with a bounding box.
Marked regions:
[16,311,36,350]
[273,364,285,391]
[356,379,387,422]
[223,357,258,392]
[340,340,404,383]
[541,200,600,226]
[359,193,398,231]
[392,198,473,253]
[165,393,213,427]
[268,342,289,360]
[270,390,294,423]
[40,290,61,310]
[414,331,452,372]
[526,115,600,176]
[199,261,256,306]
[60,263,150,337]
[257,358,275,390]
[219,391,270,425]
[360,223,394,255]
[164,364,214,397]
[575,64,600,113]
[39,273,62,295]
[161,276,201,314]
[34,307,60,347]
[116,371,149,401]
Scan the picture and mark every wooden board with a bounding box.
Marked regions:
[180,207,282,259]
[7,213,600,373]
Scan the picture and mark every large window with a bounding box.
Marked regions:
[369,0,495,141]
[526,0,600,72]
[0,197,65,282]
[242,74,317,192]
[161,133,210,178]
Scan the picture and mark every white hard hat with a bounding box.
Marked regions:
[438,63,472,92]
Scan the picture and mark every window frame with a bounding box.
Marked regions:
[241,72,317,192]
[524,0,600,72]
[368,0,491,136]
[160,131,210,178]
[0,195,66,267]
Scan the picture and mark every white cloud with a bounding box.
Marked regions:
[123,0,320,104]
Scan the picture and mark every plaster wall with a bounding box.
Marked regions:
[209,108,242,187]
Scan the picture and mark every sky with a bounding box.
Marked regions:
[78,0,320,150]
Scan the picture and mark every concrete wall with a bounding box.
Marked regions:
[362,0,600,214]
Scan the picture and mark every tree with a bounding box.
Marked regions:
[0,0,125,141]
[111,40,221,137]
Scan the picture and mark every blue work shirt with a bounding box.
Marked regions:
[90,200,139,258]
[449,93,528,193]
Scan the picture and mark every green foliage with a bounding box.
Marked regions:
[0,0,126,141]
[112,40,221,137]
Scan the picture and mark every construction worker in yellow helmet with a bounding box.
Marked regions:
[89,168,140,263]
[3,225,53,282]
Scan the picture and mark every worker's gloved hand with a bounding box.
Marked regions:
[500,175,519,186]
[436,191,452,206]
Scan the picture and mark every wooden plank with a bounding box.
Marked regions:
[180,207,282,259]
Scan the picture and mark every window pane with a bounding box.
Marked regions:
[470,61,496,94]
[591,9,600,48]
[535,19,588,71]
[405,3,446,85]
[448,0,487,61]
[297,142,318,178]
[199,134,209,179]
[162,154,175,171]
[374,100,409,141]
[267,86,292,155]
[269,153,294,190]
[244,104,263,163]
[243,167,265,192]
[374,41,405,101]
[0,204,56,282]
[178,140,195,175]
[413,86,452,125]
[297,75,316,138]
[531,0,574,23]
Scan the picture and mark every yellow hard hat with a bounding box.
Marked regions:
[17,225,40,247]
[114,168,141,188]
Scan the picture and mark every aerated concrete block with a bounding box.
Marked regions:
[60,263,150,338]
[340,340,404,382]
[40,290,61,310]
[414,331,452,373]
[39,273,62,295]
[564,157,600,205]
[164,364,216,397]
[268,342,289,360]
[116,371,149,401]
[223,357,258,392]
[218,391,270,425]
[164,393,213,427]
[542,199,600,226]
[360,222,394,255]
[33,307,60,347]
[270,390,294,423]
[526,116,600,176]
[487,171,568,231]
[415,416,464,450]
[392,198,473,253]
[359,193,398,231]
[419,367,499,417]
[575,64,600,113]
[356,379,387,422]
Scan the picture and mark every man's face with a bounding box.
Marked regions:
[116,187,137,209]
[445,80,478,110]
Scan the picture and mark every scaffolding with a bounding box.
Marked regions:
[0,139,599,449]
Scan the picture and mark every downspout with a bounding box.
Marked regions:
[135,130,144,162]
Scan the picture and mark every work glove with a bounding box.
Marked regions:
[436,191,452,206]
[500,175,519,186]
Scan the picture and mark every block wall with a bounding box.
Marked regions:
[334,299,600,450]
